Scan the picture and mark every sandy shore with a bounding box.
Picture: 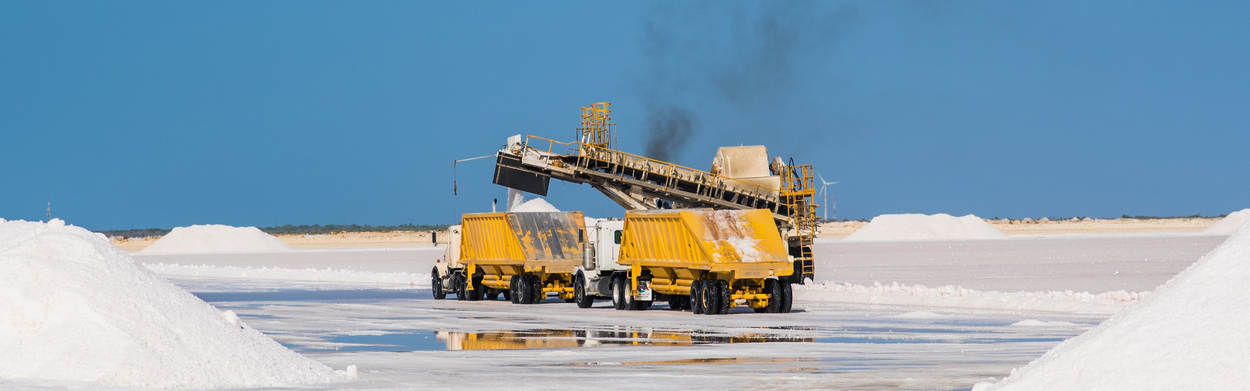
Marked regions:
[110,217,1220,252]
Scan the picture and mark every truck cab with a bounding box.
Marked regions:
[431,225,463,299]
[572,218,630,307]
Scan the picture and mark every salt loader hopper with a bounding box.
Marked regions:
[452,211,585,304]
[614,208,794,314]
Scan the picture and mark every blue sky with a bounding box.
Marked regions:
[2,1,1247,230]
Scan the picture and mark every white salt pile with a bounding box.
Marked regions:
[844,213,1005,242]
[140,224,292,254]
[1205,208,1250,235]
[0,219,352,388]
[511,197,560,212]
[974,223,1250,390]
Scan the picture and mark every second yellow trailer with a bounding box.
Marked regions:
[614,208,795,314]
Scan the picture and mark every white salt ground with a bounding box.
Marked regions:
[140,224,292,254]
[510,197,560,212]
[796,281,1141,315]
[844,213,1005,242]
[974,222,1250,390]
[0,219,353,389]
[1204,208,1250,234]
[1010,319,1078,327]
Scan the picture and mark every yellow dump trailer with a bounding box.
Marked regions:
[458,211,585,304]
[617,209,794,314]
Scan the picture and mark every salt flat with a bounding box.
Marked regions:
[98,233,1225,390]
[813,234,1226,292]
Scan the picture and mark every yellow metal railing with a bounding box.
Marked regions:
[579,102,615,149]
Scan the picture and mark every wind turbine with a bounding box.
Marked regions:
[816,173,837,221]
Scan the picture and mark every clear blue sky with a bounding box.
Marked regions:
[2,1,1247,230]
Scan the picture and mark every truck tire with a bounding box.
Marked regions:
[516,274,530,304]
[715,280,731,315]
[690,280,705,314]
[702,280,720,315]
[779,280,793,313]
[467,269,484,301]
[528,275,543,304]
[574,274,594,308]
[623,277,636,310]
[611,274,626,310]
[764,279,782,313]
[431,268,446,300]
[454,273,467,301]
[509,275,521,304]
[486,289,500,301]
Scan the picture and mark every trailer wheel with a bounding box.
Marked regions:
[715,280,731,315]
[574,274,594,308]
[611,275,626,310]
[524,275,539,304]
[515,274,530,304]
[764,279,782,313]
[779,280,793,313]
[690,280,705,314]
[701,280,720,315]
[528,275,543,304]
[431,268,446,300]
[509,275,521,304]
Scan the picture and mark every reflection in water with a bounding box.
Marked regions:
[436,328,814,351]
[550,357,819,366]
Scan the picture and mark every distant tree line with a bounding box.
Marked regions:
[100,224,450,238]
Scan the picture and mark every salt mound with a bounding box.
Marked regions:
[1205,208,1250,235]
[844,213,1005,242]
[0,219,349,388]
[974,223,1250,390]
[511,197,560,212]
[141,224,292,254]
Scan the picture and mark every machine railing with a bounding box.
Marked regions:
[522,135,783,202]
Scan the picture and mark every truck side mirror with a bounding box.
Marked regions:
[614,230,622,244]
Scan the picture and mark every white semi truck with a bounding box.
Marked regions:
[430,225,472,300]
[571,218,655,309]
[432,217,639,307]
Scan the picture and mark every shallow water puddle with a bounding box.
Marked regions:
[304,328,816,352]
[549,356,820,367]
[296,321,1068,352]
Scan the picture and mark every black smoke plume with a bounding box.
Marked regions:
[635,1,858,160]
[643,105,697,162]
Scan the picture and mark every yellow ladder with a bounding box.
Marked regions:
[780,164,817,281]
